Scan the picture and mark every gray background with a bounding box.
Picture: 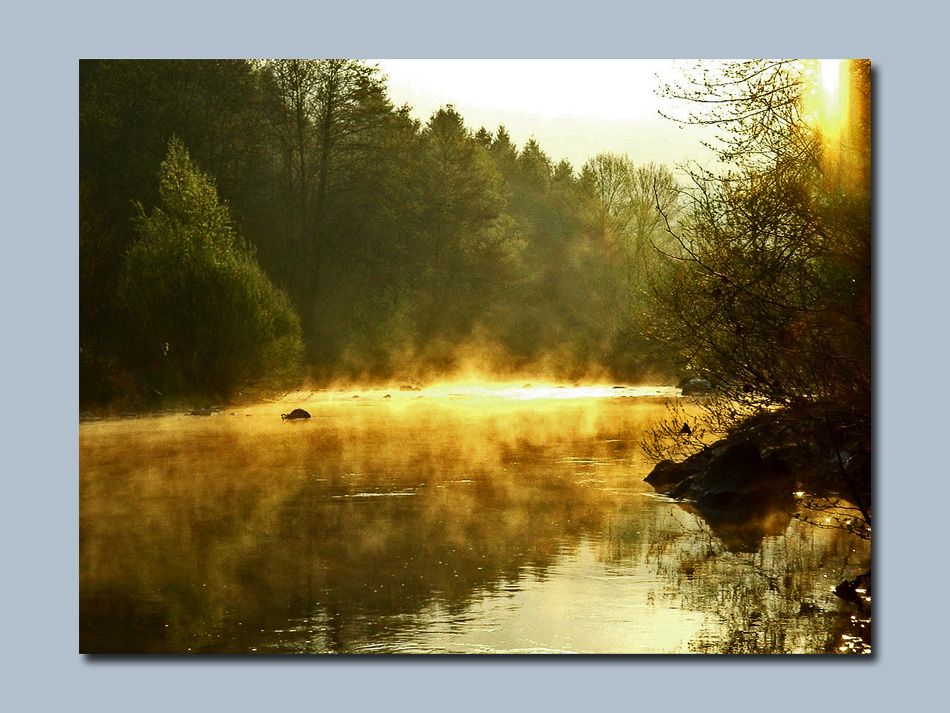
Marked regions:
[3,1,942,710]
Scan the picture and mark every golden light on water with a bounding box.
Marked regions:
[413,381,677,402]
[81,379,871,653]
[279,381,680,409]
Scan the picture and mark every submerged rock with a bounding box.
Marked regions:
[281,408,311,421]
[834,571,872,611]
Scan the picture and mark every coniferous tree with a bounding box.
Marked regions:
[118,139,303,398]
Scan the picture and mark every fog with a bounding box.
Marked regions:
[80,386,869,653]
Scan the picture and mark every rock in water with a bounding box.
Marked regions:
[681,378,712,396]
[644,460,693,491]
[281,408,311,421]
[667,440,794,510]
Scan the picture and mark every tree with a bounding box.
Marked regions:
[411,107,522,360]
[258,60,394,314]
[118,139,303,399]
[580,154,678,283]
[653,60,870,407]
[627,162,678,288]
[80,60,276,403]
[258,59,323,274]
[648,60,871,524]
[578,153,681,377]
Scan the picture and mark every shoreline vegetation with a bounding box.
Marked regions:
[81,60,685,411]
[635,60,872,621]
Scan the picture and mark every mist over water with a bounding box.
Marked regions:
[79,384,870,653]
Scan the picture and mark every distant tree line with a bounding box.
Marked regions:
[80,59,681,406]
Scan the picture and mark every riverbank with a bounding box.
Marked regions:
[646,404,870,525]
[644,403,871,627]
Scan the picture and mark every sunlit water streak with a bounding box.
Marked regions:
[80,383,870,654]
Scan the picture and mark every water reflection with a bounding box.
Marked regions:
[80,386,870,653]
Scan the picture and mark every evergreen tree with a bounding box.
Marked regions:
[118,139,303,399]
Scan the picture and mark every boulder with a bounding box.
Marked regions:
[645,451,710,492]
[644,460,688,491]
[661,440,794,510]
[281,408,311,421]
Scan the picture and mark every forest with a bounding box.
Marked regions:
[80,59,685,407]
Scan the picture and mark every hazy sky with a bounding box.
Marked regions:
[373,59,719,171]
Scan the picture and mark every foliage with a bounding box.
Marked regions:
[118,138,303,398]
[650,60,870,414]
[644,60,871,524]
[580,153,681,376]
[80,59,691,401]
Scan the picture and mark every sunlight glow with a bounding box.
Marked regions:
[820,59,841,102]
[282,381,680,408]
[419,381,677,403]
[373,60,719,169]
[804,59,849,141]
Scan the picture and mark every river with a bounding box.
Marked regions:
[79,383,871,654]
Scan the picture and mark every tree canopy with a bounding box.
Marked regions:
[80,60,684,404]
[651,60,870,415]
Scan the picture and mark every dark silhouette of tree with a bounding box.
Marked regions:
[652,60,870,412]
[257,60,398,358]
[413,107,520,353]
[80,60,273,402]
[647,60,871,525]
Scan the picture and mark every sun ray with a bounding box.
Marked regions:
[807,59,849,141]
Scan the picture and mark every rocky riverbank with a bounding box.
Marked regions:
[644,405,872,609]
[645,406,871,516]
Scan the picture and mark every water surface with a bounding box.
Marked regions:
[79,384,870,653]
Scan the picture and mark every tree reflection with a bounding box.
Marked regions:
[624,498,871,654]
[81,396,657,653]
[80,395,869,654]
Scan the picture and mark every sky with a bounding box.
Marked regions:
[373,59,719,172]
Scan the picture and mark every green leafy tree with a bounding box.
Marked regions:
[80,60,276,403]
[579,153,680,377]
[118,138,303,398]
